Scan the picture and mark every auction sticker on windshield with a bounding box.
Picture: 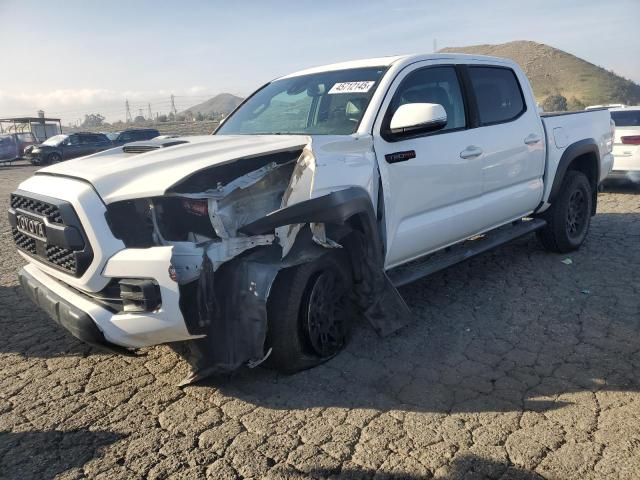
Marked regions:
[328,81,375,94]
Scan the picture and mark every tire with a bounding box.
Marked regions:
[537,170,592,253]
[265,250,354,373]
[47,152,62,164]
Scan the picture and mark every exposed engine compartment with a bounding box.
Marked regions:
[105,149,302,249]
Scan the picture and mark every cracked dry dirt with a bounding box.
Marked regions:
[1,165,639,480]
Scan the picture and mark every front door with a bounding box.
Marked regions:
[61,135,84,159]
[373,64,484,268]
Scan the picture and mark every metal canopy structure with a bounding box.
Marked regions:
[0,117,62,142]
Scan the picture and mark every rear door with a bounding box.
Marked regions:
[373,63,485,268]
[85,134,110,154]
[464,65,545,226]
[118,131,136,145]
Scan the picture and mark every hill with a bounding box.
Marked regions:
[182,93,243,117]
[440,41,640,108]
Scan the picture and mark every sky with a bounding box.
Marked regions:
[1,0,639,124]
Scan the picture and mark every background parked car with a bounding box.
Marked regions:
[608,107,640,183]
[26,132,112,165]
[109,128,160,146]
[0,132,37,163]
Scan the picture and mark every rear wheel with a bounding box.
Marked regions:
[537,170,592,253]
[265,250,354,373]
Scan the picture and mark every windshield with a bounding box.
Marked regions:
[611,110,640,127]
[42,134,68,146]
[217,67,386,135]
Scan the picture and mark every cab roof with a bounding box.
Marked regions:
[280,53,517,79]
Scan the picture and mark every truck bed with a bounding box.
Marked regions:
[539,108,614,204]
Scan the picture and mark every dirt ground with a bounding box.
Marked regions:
[1,164,639,480]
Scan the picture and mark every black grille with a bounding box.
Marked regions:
[10,194,63,224]
[45,245,77,274]
[9,190,93,277]
[12,229,36,254]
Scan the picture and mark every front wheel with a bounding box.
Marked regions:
[537,170,593,253]
[47,152,62,164]
[265,250,354,373]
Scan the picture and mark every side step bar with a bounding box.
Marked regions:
[387,218,546,288]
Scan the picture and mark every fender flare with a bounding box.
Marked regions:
[239,186,380,243]
[548,138,600,204]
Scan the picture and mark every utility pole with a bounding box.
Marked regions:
[147,103,152,121]
[170,94,178,117]
[125,99,132,123]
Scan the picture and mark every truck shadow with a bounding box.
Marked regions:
[0,429,123,480]
[275,454,543,479]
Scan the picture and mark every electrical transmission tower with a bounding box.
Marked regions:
[125,99,133,123]
[170,94,178,117]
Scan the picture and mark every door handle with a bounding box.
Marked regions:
[460,146,483,159]
[524,134,542,145]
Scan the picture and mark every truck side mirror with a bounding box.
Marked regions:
[389,103,447,137]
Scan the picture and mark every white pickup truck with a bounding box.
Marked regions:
[10,53,614,381]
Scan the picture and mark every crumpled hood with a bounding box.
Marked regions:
[36,135,309,204]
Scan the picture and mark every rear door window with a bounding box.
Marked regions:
[468,67,525,125]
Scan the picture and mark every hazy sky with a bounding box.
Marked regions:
[1,0,639,123]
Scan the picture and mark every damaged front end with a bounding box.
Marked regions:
[104,140,410,381]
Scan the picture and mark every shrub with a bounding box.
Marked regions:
[542,95,568,112]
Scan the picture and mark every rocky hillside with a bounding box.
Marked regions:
[181,93,243,117]
[440,41,640,108]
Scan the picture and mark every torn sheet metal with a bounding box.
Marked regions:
[310,223,342,249]
[276,146,316,257]
[212,163,293,238]
[169,234,275,284]
[172,160,295,239]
